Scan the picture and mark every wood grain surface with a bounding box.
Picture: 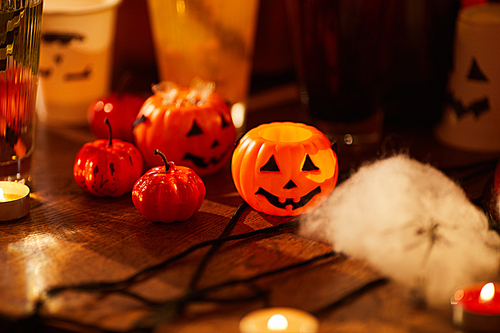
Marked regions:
[1,103,498,333]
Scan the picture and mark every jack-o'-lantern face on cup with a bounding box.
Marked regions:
[436,4,500,152]
[232,122,338,216]
[37,0,122,126]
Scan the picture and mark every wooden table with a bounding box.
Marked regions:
[0,101,499,333]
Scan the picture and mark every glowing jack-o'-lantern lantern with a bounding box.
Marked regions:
[232,122,338,216]
[133,80,236,176]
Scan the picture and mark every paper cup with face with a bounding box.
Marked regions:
[37,0,122,126]
[436,4,500,152]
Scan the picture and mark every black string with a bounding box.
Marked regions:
[14,250,338,333]
[25,156,500,331]
[187,201,249,292]
[25,203,305,331]
[311,277,389,316]
[42,218,301,299]
[23,200,351,333]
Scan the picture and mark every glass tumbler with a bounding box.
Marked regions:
[1,0,43,183]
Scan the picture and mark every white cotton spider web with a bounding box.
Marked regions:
[301,154,500,306]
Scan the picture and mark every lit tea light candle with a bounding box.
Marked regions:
[451,282,500,332]
[0,181,30,221]
[239,307,318,333]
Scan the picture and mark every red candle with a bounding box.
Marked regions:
[451,282,500,332]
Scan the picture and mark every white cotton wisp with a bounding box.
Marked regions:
[301,155,500,306]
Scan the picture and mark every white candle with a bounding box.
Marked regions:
[0,181,30,221]
[240,307,318,333]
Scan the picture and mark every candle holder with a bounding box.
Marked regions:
[0,181,30,221]
[451,282,500,332]
[239,307,318,333]
[231,122,338,216]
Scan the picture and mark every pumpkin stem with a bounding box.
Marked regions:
[155,149,170,172]
[105,118,113,146]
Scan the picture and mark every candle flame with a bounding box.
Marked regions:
[0,188,4,202]
[479,282,495,302]
[267,314,288,330]
[231,102,245,129]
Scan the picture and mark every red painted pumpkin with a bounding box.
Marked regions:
[88,92,145,143]
[132,150,206,223]
[74,119,144,197]
[231,122,338,216]
[133,80,236,176]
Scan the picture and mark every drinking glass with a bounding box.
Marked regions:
[147,0,260,135]
[286,0,397,154]
[0,0,43,183]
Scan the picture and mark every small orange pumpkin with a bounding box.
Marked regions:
[231,122,338,216]
[133,80,236,176]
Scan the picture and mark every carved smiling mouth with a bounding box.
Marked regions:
[182,150,229,169]
[255,186,321,210]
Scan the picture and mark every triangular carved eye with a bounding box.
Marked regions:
[302,155,319,171]
[187,120,203,136]
[468,58,488,82]
[220,114,230,128]
[260,155,280,172]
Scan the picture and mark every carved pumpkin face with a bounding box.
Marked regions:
[232,122,338,216]
[133,81,236,176]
